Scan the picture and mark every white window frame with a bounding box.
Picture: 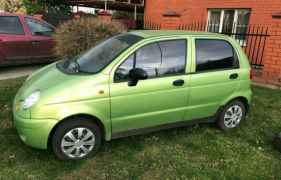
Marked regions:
[207,9,250,46]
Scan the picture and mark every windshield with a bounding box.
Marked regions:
[57,34,143,74]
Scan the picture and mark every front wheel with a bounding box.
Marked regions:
[51,118,102,160]
[217,100,246,131]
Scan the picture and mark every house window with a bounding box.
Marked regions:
[207,9,251,44]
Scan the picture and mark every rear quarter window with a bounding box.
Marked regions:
[0,16,24,35]
[195,39,239,72]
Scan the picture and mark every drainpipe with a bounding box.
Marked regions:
[134,5,137,21]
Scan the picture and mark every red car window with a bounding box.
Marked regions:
[25,18,54,37]
[0,16,24,35]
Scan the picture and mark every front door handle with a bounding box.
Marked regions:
[31,41,40,45]
[173,79,185,86]
[229,73,239,80]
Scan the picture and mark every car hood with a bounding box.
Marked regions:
[17,62,109,105]
[19,63,69,97]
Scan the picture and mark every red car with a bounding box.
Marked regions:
[0,13,56,66]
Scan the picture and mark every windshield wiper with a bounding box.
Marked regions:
[57,56,91,74]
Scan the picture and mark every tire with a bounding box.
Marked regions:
[217,100,246,131]
[51,117,102,160]
[273,132,281,152]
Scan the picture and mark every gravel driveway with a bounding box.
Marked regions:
[0,65,45,81]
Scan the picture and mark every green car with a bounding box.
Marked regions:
[13,31,252,160]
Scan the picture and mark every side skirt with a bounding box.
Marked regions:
[111,116,216,140]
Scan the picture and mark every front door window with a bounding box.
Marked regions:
[0,16,24,35]
[115,39,186,82]
[25,18,54,37]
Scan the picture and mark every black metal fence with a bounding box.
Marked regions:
[144,20,161,30]
[144,21,270,68]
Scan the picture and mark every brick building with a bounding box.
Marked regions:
[145,0,281,86]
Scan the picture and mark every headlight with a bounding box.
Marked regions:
[22,91,40,109]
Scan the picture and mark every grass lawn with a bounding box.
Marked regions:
[0,77,281,180]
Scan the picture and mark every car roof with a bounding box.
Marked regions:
[0,12,17,16]
[0,12,54,27]
[0,12,33,19]
[129,30,227,39]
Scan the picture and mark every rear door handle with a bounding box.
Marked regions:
[173,79,185,86]
[229,73,239,79]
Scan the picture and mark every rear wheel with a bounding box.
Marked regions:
[51,118,102,160]
[217,100,246,131]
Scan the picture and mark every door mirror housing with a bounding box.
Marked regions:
[128,68,148,86]
[34,31,44,36]
[34,31,53,37]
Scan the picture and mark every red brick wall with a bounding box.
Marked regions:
[261,20,281,86]
[145,0,281,86]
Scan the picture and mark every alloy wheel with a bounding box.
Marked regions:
[61,127,95,158]
[223,105,243,128]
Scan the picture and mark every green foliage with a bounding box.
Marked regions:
[0,0,25,13]
[43,0,71,15]
[43,5,72,26]
[22,0,44,14]
[53,17,127,58]
[40,0,65,6]
[22,0,71,15]
[113,11,134,19]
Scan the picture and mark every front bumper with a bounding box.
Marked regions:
[13,113,58,149]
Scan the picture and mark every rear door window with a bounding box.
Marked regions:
[195,39,239,72]
[0,16,24,35]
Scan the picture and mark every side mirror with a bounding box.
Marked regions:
[34,31,53,36]
[128,68,148,86]
[34,31,44,36]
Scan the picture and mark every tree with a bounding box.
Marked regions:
[22,0,71,15]
[43,0,71,16]
[0,0,26,13]
[54,17,127,58]
[41,0,72,26]
[113,11,134,20]
[22,0,44,14]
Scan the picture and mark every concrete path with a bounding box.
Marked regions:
[0,65,45,81]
